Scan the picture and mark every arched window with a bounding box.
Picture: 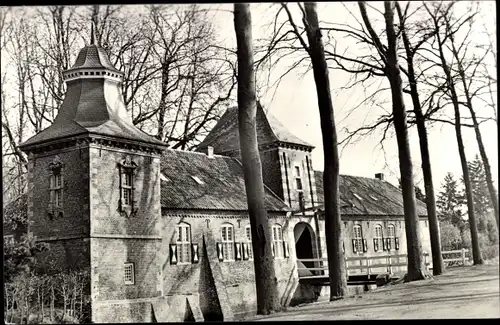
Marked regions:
[176,223,191,264]
[353,225,363,253]
[374,224,383,252]
[387,224,396,251]
[245,225,253,260]
[221,224,235,261]
[272,224,284,258]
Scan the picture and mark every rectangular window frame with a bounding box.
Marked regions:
[124,263,135,285]
[221,225,235,262]
[353,225,364,254]
[49,168,64,209]
[245,225,254,260]
[176,224,192,265]
[272,225,284,259]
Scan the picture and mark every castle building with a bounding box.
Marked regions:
[17,41,433,322]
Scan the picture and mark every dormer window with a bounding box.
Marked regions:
[118,156,138,216]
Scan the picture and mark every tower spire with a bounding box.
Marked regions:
[90,21,95,45]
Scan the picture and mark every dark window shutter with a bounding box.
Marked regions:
[352,239,357,253]
[343,241,345,253]
[235,242,242,260]
[283,241,290,258]
[271,242,275,257]
[362,239,368,252]
[242,243,249,260]
[373,238,379,252]
[191,243,199,263]
[382,237,387,251]
[216,242,224,261]
[395,237,399,250]
[169,244,178,265]
[387,238,392,250]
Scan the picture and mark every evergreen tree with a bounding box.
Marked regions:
[398,179,427,203]
[436,172,465,230]
[467,155,492,232]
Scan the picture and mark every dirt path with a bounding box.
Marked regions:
[250,264,500,320]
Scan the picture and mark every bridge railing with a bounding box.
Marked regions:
[297,249,470,278]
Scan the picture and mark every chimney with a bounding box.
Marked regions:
[375,173,384,181]
[207,146,214,158]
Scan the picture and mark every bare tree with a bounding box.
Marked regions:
[444,8,499,230]
[395,1,444,276]
[423,1,483,264]
[234,3,279,314]
[303,2,347,299]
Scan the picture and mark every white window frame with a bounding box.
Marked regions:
[121,169,133,207]
[353,225,363,254]
[176,223,192,264]
[374,224,383,251]
[272,224,284,259]
[124,263,135,285]
[245,225,253,260]
[387,224,396,251]
[221,224,235,261]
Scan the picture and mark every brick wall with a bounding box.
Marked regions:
[260,148,284,200]
[88,145,162,323]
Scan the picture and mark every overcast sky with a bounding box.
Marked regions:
[206,1,498,190]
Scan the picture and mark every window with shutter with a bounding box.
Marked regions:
[374,225,383,252]
[387,224,396,251]
[221,224,235,261]
[176,223,191,264]
[271,224,284,258]
[353,225,363,254]
[245,225,253,260]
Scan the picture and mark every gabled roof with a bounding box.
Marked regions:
[160,149,289,212]
[314,171,428,216]
[197,103,313,154]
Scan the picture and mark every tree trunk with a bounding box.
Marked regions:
[432,16,483,265]
[233,3,279,314]
[395,2,444,276]
[450,35,499,230]
[384,1,428,281]
[304,2,347,299]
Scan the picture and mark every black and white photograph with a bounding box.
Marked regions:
[1,1,498,323]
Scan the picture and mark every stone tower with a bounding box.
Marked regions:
[19,41,167,322]
[197,103,318,212]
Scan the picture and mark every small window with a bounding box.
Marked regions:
[353,225,363,253]
[176,223,192,264]
[387,224,396,250]
[50,168,63,209]
[121,170,133,206]
[245,225,253,260]
[191,175,204,185]
[294,166,303,191]
[272,224,284,258]
[124,263,135,285]
[221,224,235,261]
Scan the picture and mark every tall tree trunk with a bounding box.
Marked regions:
[395,2,444,276]
[449,31,499,230]
[233,3,279,314]
[384,1,427,281]
[303,2,347,300]
[431,12,483,265]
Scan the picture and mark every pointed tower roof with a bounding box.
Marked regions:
[19,42,166,151]
[197,102,314,154]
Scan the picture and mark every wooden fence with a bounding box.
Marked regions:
[297,249,470,278]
